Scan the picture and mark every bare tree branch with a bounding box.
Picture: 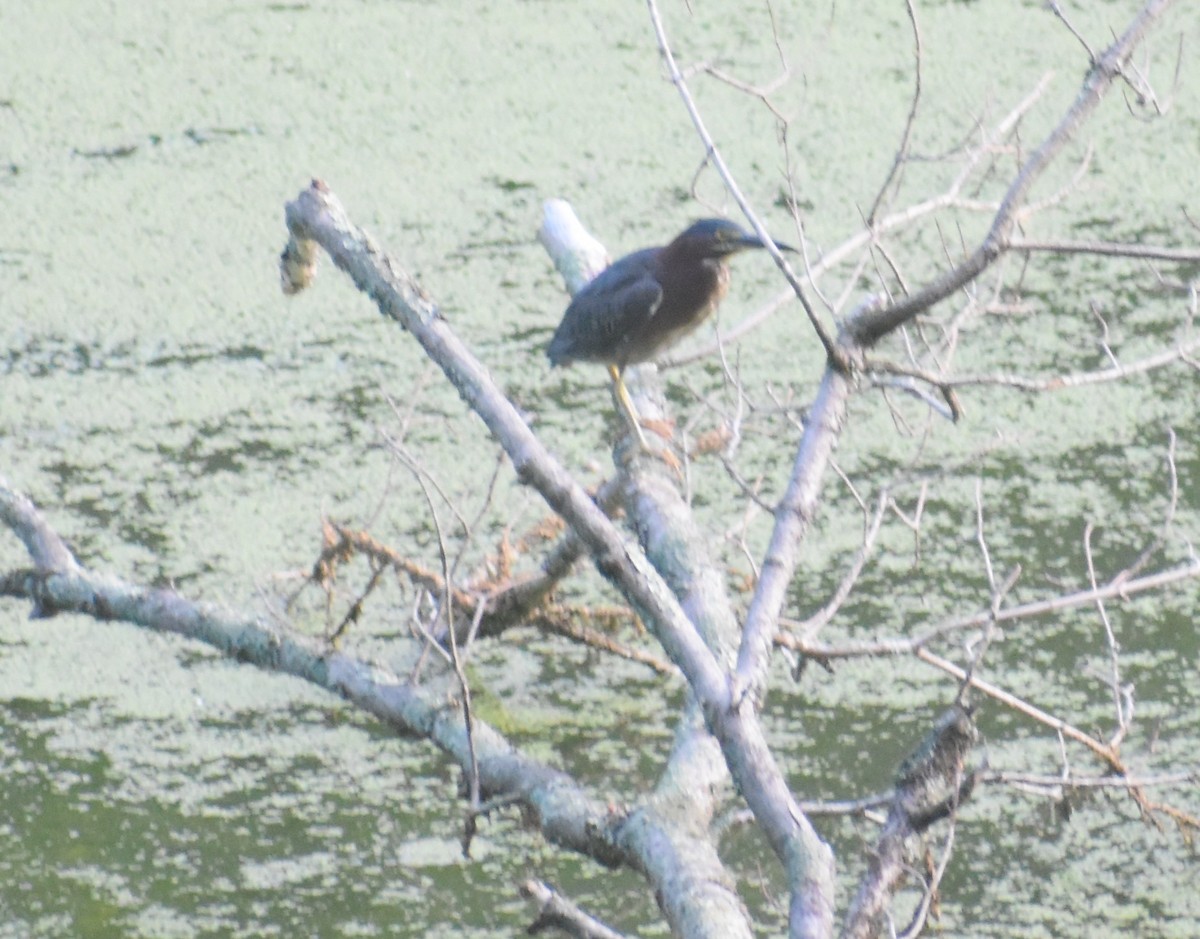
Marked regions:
[841,706,978,939]
[663,72,1057,368]
[522,879,629,939]
[280,184,839,937]
[643,0,842,371]
[1008,237,1200,262]
[781,558,1200,662]
[0,478,633,868]
[849,0,1179,345]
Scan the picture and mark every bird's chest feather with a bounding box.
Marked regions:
[646,258,728,339]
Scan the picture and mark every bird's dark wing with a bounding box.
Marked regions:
[548,248,663,367]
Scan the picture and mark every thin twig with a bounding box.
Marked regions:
[643,0,842,369]
[867,332,1200,393]
[780,558,1200,660]
[789,490,889,640]
[1008,237,1200,262]
[849,0,1179,344]
[866,0,923,226]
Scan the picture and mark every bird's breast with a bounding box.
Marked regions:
[655,258,726,327]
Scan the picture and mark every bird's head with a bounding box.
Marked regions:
[671,218,795,259]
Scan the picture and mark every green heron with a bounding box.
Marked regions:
[547,218,792,447]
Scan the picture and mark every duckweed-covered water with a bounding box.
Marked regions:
[2,2,1197,935]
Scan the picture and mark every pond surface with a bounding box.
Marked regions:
[1,1,1198,936]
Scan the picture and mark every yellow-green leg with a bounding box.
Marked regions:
[607,363,649,449]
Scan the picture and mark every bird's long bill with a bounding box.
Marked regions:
[734,231,798,254]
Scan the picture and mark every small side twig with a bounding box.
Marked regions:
[521,879,629,939]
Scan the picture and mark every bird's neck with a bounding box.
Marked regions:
[655,249,729,311]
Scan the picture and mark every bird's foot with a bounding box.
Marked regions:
[656,446,683,476]
[615,431,683,477]
[634,438,684,476]
[641,418,682,476]
[639,417,676,441]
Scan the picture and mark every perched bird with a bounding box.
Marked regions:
[547,218,791,447]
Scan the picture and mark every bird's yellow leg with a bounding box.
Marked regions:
[608,364,650,449]
[608,365,683,474]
